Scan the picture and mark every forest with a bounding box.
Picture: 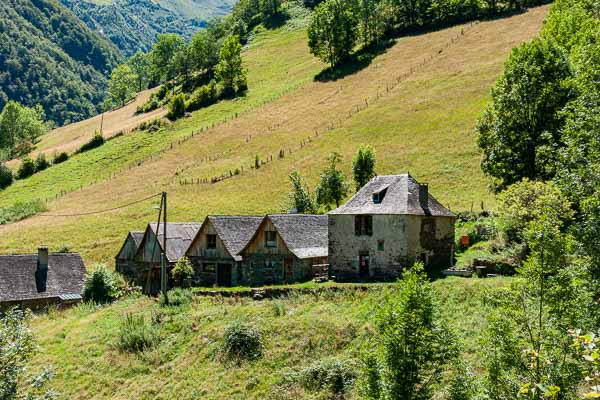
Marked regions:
[0,0,122,126]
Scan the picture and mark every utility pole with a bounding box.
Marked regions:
[160,191,168,303]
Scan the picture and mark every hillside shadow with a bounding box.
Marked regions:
[263,12,289,30]
[314,39,396,82]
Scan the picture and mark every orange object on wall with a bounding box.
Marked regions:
[460,235,470,246]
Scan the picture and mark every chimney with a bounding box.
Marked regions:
[419,183,429,210]
[35,247,48,293]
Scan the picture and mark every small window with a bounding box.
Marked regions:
[203,263,216,273]
[207,234,217,249]
[265,231,277,248]
[378,240,385,251]
[354,215,373,236]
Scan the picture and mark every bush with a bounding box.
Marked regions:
[34,153,49,172]
[83,265,123,304]
[300,358,357,395]
[16,157,35,179]
[137,93,160,114]
[167,94,186,121]
[172,257,194,287]
[52,152,69,164]
[117,313,159,353]
[0,200,47,225]
[159,288,192,307]
[186,81,220,112]
[78,133,105,153]
[0,163,13,189]
[222,321,263,362]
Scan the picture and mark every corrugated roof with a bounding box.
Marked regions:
[329,174,455,217]
[207,216,263,262]
[268,214,329,259]
[0,253,86,302]
[148,222,202,263]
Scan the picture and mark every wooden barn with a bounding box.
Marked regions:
[115,231,144,281]
[185,216,263,287]
[0,247,86,310]
[238,214,328,286]
[134,222,201,294]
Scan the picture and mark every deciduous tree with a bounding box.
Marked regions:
[476,38,574,191]
[308,0,358,68]
[0,101,47,158]
[288,171,317,214]
[108,64,138,107]
[216,35,247,96]
[316,152,350,209]
[352,144,376,191]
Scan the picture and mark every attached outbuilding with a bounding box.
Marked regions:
[134,222,202,294]
[115,231,144,281]
[328,174,456,281]
[0,247,86,310]
[239,214,329,286]
[185,215,263,287]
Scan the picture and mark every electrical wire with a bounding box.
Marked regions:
[38,193,162,217]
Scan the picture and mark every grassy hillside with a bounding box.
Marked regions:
[27,277,509,399]
[0,0,122,125]
[60,0,236,56]
[0,6,549,264]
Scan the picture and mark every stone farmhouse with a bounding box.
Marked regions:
[0,247,86,310]
[328,174,456,281]
[134,222,202,294]
[185,215,263,287]
[238,214,329,286]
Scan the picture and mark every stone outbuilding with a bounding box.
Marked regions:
[134,222,201,294]
[239,214,328,286]
[185,215,263,287]
[115,231,144,281]
[328,174,455,281]
[0,247,86,310]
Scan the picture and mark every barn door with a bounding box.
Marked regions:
[284,258,293,283]
[217,264,232,287]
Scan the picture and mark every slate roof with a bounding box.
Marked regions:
[205,216,264,262]
[116,231,144,260]
[146,222,202,263]
[0,253,86,303]
[329,174,455,217]
[268,214,329,259]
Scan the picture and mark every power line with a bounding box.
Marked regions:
[38,193,162,217]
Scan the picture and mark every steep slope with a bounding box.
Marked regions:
[61,0,236,56]
[0,0,123,125]
[0,6,549,263]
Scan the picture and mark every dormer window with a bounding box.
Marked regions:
[372,186,388,204]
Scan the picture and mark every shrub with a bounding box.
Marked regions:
[167,94,186,121]
[78,133,105,153]
[52,152,69,164]
[56,244,71,253]
[186,81,219,112]
[172,257,194,287]
[300,358,357,395]
[0,163,13,189]
[83,265,122,304]
[159,288,192,307]
[0,200,47,225]
[34,153,49,172]
[222,321,263,362]
[117,313,159,353]
[157,84,169,101]
[16,157,35,179]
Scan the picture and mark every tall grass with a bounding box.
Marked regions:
[0,200,47,225]
[116,313,159,353]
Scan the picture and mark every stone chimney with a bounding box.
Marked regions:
[419,183,429,210]
[35,247,48,293]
